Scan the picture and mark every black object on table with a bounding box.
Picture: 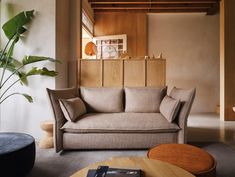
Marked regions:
[0,132,35,177]
[87,166,142,177]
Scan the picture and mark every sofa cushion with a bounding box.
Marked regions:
[125,87,167,113]
[61,113,180,133]
[160,95,181,123]
[59,97,87,122]
[80,87,123,113]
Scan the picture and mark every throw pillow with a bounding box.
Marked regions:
[160,95,181,122]
[125,87,167,113]
[59,97,87,122]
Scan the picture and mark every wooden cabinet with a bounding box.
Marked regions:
[79,59,166,87]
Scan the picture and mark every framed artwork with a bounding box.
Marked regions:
[93,34,127,59]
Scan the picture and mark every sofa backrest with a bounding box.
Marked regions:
[80,86,167,113]
[80,87,124,113]
[169,87,196,127]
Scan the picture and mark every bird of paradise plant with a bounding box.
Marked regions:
[0,10,58,104]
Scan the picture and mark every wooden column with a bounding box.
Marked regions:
[220,0,235,121]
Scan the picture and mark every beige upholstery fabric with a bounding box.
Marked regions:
[47,87,78,152]
[125,87,167,113]
[48,86,195,152]
[63,132,178,149]
[169,87,196,143]
[160,95,181,123]
[80,87,123,113]
[61,113,180,133]
[59,97,86,122]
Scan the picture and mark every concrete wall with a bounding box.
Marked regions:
[148,13,220,113]
[0,0,56,140]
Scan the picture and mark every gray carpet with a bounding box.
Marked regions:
[27,142,235,177]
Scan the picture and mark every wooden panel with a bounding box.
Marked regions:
[80,60,102,87]
[94,13,116,36]
[220,0,225,120]
[220,0,235,121]
[124,60,145,87]
[103,60,123,87]
[136,13,147,57]
[147,59,166,87]
[94,12,147,58]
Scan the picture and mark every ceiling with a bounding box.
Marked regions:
[88,0,220,15]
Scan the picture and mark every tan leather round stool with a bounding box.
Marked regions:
[147,144,216,177]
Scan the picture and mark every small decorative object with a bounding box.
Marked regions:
[216,105,220,114]
[157,53,163,59]
[84,41,97,57]
[120,51,130,59]
[233,106,235,112]
[152,54,156,59]
[144,56,150,59]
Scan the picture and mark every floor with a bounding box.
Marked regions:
[188,113,235,147]
[27,113,235,177]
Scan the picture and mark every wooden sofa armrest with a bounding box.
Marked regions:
[47,87,78,152]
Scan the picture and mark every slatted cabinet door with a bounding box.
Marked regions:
[80,60,102,87]
[147,59,166,87]
[103,60,123,87]
[124,59,146,87]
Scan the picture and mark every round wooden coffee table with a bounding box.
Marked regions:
[71,157,195,177]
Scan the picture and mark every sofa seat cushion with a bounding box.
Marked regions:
[61,113,180,133]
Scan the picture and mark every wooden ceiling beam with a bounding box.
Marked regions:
[91,3,213,8]
[89,0,220,14]
[94,9,209,13]
[89,0,217,4]
[92,6,210,10]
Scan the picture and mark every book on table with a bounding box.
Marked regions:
[86,166,142,177]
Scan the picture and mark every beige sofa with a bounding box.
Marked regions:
[47,87,196,152]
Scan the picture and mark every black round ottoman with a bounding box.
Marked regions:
[0,132,35,177]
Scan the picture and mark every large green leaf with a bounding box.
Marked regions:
[22,56,60,65]
[40,67,58,76]
[26,67,58,77]
[2,10,34,39]
[22,93,33,103]
[18,67,57,86]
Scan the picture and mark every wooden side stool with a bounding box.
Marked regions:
[147,144,216,177]
[39,120,54,149]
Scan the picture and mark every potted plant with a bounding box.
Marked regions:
[0,10,58,104]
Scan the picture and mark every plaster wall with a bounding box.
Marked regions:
[0,0,56,140]
[148,13,220,113]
